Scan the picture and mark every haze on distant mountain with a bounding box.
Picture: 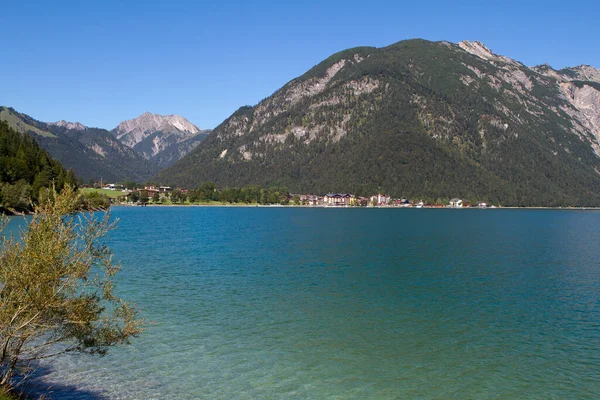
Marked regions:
[157,39,600,207]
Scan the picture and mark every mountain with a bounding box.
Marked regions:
[0,107,159,182]
[112,112,210,168]
[532,64,600,143]
[0,108,207,181]
[0,120,76,211]
[156,39,600,206]
[49,120,88,131]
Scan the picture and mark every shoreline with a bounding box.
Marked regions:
[109,203,600,211]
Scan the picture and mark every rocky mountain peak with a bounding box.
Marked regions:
[113,112,201,149]
[458,40,495,60]
[110,112,209,166]
[568,65,600,83]
[49,120,88,130]
[534,63,600,84]
[458,40,520,66]
[115,112,200,136]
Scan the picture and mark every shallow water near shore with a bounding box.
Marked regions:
[8,207,600,399]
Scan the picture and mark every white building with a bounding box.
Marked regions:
[449,198,463,208]
[370,193,391,205]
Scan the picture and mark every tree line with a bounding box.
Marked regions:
[136,182,291,205]
[0,120,77,212]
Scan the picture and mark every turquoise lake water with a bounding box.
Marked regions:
[6,207,600,399]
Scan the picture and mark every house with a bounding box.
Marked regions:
[449,198,463,208]
[102,183,123,191]
[478,202,487,209]
[356,196,369,206]
[399,198,411,207]
[159,186,172,193]
[390,198,410,207]
[138,186,161,200]
[369,194,391,206]
[324,193,354,206]
[121,189,132,202]
[302,195,320,205]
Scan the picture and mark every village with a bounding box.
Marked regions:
[96,183,493,208]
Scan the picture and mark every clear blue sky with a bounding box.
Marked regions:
[1,0,598,130]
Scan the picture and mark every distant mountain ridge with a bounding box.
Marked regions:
[49,120,88,131]
[114,112,200,145]
[535,64,600,84]
[112,112,210,168]
[0,106,158,182]
[4,38,599,205]
[156,39,600,206]
[0,107,209,182]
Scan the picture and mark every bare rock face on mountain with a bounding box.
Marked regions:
[112,112,209,167]
[114,112,200,147]
[535,64,600,84]
[533,64,600,147]
[158,39,600,206]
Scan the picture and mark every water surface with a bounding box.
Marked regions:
[6,207,600,399]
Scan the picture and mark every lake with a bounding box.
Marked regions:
[7,206,600,399]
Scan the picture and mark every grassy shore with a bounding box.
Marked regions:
[80,188,124,199]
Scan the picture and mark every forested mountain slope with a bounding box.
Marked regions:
[0,120,76,211]
[157,39,600,206]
